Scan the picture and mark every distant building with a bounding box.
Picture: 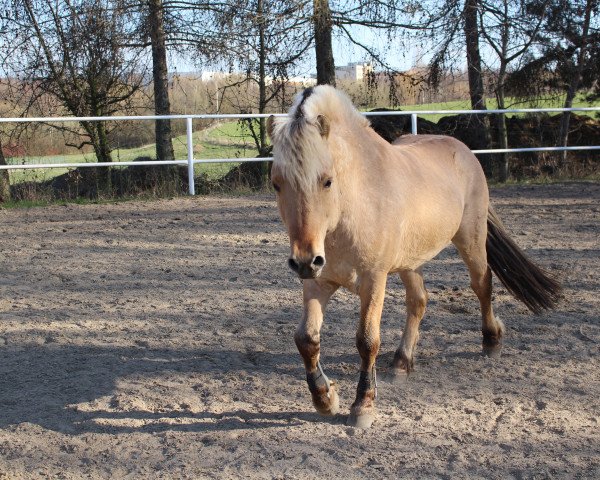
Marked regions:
[335,62,374,81]
[199,71,315,87]
[286,75,317,87]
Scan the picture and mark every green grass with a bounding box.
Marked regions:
[8,120,262,185]
[203,119,256,143]
[396,94,600,122]
[8,152,98,184]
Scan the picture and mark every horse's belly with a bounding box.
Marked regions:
[389,240,451,272]
[387,210,463,272]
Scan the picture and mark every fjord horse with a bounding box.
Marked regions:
[267,86,560,428]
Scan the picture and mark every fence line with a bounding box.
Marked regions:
[1,107,599,195]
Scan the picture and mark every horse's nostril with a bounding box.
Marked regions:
[313,256,325,267]
[288,258,300,272]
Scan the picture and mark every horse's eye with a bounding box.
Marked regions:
[273,183,281,192]
[324,179,332,189]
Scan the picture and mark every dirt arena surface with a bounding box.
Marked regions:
[0,182,599,479]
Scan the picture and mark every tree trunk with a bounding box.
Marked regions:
[258,0,267,155]
[464,0,494,178]
[148,0,175,162]
[239,0,270,189]
[496,69,509,182]
[82,121,112,197]
[464,0,486,111]
[557,0,593,169]
[313,0,336,86]
[95,121,113,164]
[0,137,11,203]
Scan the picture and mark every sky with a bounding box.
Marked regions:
[169,25,422,77]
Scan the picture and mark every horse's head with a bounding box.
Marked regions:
[267,89,343,279]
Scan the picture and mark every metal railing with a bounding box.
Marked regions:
[1,106,599,195]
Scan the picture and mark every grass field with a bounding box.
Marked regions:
[7,119,260,185]
[6,95,599,186]
[384,94,600,122]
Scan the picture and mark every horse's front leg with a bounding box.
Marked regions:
[295,279,339,416]
[348,273,387,429]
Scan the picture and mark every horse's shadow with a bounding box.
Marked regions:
[0,342,334,434]
[72,408,346,434]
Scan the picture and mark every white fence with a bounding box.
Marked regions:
[1,107,599,195]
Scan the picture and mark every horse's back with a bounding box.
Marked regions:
[390,134,488,199]
[391,134,479,169]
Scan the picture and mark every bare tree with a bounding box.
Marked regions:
[477,0,547,181]
[535,0,598,165]
[314,1,434,87]
[556,0,596,162]
[506,0,599,168]
[464,0,487,111]
[147,0,175,161]
[213,0,312,186]
[464,0,494,177]
[419,0,497,177]
[0,0,149,193]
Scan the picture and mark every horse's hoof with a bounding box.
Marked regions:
[482,343,502,358]
[313,383,340,416]
[392,352,414,375]
[347,412,375,429]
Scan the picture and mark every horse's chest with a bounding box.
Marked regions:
[318,252,360,292]
[323,231,380,290]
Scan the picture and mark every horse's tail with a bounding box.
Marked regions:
[486,207,561,314]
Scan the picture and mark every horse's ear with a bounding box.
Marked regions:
[316,115,330,139]
[266,115,276,140]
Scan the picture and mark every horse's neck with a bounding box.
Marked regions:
[335,124,398,178]
[336,127,396,204]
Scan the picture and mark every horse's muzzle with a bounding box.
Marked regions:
[288,255,325,279]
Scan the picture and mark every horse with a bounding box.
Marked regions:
[266,85,561,429]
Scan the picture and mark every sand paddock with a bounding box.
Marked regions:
[0,182,599,478]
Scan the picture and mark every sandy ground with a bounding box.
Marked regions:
[0,182,599,479]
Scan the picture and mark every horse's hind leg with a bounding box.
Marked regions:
[392,268,428,375]
[295,279,340,416]
[453,222,504,354]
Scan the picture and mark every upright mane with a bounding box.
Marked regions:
[290,85,368,127]
[269,85,369,192]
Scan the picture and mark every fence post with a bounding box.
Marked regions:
[411,113,418,135]
[186,117,195,195]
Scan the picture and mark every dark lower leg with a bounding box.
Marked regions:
[348,332,380,425]
[296,280,339,415]
[295,332,338,415]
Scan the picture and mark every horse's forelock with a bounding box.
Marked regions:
[273,117,329,193]
[273,86,367,192]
